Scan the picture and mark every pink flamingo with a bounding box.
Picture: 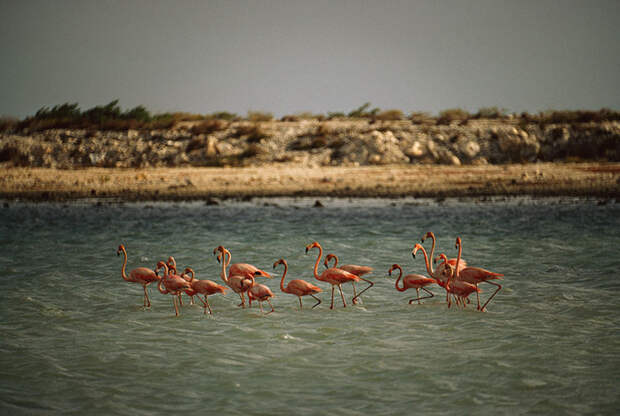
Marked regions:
[181,267,228,315]
[449,237,503,311]
[323,253,374,304]
[305,241,360,309]
[156,261,191,316]
[412,243,477,306]
[247,280,275,314]
[389,264,437,304]
[228,259,272,279]
[213,246,254,308]
[116,244,160,308]
[435,254,482,308]
[166,256,193,305]
[275,258,322,309]
[418,232,467,281]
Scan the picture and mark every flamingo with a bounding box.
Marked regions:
[228,258,272,279]
[181,267,228,315]
[389,264,437,304]
[116,244,160,308]
[156,261,191,316]
[213,246,254,308]
[418,232,467,281]
[449,237,503,311]
[275,258,322,310]
[323,253,374,304]
[247,280,275,314]
[305,241,360,309]
[412,243,477,306]
[436,255,482,308]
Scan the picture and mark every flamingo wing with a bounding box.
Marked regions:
[339,264,373,277]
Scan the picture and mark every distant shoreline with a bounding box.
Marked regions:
[1,163,618,202]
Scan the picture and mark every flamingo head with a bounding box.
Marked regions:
[421,231,434,243]
[388,264,400,276]
[116,244,125,256]
[167,256,176,268]
[183,267,193,279]
[412,243,424,258]
[155,261,168,275]
[435,253,448,264]
[323,253,337,268]
[213,245,225,257]
[305,241,320,253]
[455,237,461,249]
[273,258,286,269]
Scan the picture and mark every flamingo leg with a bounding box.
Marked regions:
[178,293,184,307]
[259,301,264,313]
[143,285,151,307]
[338,284,346,308]
[352,277,374,304]
[330,285,335,310]
[205,296,213,314]
[480,281,502,312]
[266,299,274,314]
[409,287,434,304]
[475,283,481,310]
[298,296,303,310]
[172,295,179,316]
[351,282,359,304]
[310,294,321,309]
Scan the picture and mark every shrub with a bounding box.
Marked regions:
[190,119,227,135]
[474,107,507,119]
[0,116,19,132]
[437,108,470,125]
[327,111,346,119]
[347,102,379,118]
[409,111,434,124]
[375,109,404,121]
[247,111,273,122]
[209,111,239,121]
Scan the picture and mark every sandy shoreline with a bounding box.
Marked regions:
[1,163,619,202]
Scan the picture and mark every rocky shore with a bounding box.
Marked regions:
[1,119,619,201]
[1,119,619,169]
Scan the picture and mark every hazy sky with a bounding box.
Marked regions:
[1,0,619,118]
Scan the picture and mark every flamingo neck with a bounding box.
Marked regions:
[393,266,406,292]
[120,247,130,281]
[428,234,436,274]
[220,249,230,284]
[452,241,462,283]
[279,262,288,293]
[312,245,322,279]
[327,254,338,268]
[157,263,169,294]
[418,245,433,277]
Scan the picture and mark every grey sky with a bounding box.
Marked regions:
[1,0,619,118]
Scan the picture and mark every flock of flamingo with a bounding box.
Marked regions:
[116,232,503,316]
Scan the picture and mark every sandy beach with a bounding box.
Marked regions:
[1,163,618,202]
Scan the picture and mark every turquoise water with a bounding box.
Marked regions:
[1,197,619,415]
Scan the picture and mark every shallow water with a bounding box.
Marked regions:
[1,197,619,415]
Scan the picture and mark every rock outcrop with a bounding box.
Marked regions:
[1,119,619,168]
